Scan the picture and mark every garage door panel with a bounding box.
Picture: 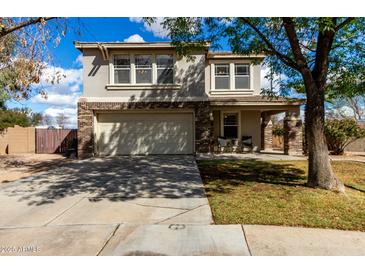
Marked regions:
[96,113,193,155]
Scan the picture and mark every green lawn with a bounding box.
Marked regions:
[197,160,365,231]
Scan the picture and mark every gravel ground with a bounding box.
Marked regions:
[0,154,67,184]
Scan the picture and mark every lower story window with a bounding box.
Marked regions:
[223,113,238,139]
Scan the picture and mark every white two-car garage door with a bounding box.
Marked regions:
[96,112,194,156]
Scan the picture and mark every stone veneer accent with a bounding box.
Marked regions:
[283,115,303,155]
[77,101,213,158]
[261,116,273,151]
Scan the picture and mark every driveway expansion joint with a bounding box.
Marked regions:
[154,204,208,224]
[43,196,86,226]
[127,200,208,211]
[96,224,120,256]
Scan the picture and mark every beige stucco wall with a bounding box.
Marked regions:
[80,48,263,101]
[0,126,35,154]
[252,64,261,95]
[82,49,109,98]
[81,48,208,102]
[241,110,261,151]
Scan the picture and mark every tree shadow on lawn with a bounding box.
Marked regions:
[197,160,307,194]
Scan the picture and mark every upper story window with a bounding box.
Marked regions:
[135,55,152,84]
[114,55,130,84]
[111,54,175,85]
[215,64,230,89]
[211,62,251,91]
[235,64,250,89]
[157,55,173,84]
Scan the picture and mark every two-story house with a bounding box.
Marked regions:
[75,41,303,157]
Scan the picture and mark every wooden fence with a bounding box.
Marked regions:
[272,135,284,150]
[35,129,77,154]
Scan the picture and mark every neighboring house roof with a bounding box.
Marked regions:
[209,96,305,106]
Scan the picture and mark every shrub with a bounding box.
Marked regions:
[324,118,365,155]
[272,125,285,136]
[0,108,42,131]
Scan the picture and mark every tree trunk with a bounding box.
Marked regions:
[305,84,345,192]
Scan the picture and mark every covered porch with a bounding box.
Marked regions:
[209,96,304,155]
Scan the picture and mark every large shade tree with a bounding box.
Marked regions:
[150,17,365,192]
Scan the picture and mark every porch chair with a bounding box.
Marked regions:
[217,137,229,153]
[241,136,253,152]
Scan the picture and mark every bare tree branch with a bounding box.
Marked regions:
[0,17,56,38]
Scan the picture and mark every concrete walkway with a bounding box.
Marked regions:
[1,156,364,256]
[197,151,365,163]
[197,151,306,161]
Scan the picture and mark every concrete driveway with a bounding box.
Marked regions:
[0,156,212,227]
[0,156,250,255]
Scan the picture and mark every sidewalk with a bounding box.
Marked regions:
[242,225,365,256]
[1,224,364,256]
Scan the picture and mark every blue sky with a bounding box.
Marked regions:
[7,17,170,128]
[48,18,170,68]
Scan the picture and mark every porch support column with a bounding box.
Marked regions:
[261,113,272,151]
[195,102,214,153]
[77,100,94,158]
[284,110,303,155]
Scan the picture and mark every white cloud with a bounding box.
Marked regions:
[70,84,80,93]
[261,66,271,91]
[129,17,143,23]
[328,105,355,118]
[73,54,83,67]
[31,57,83,108]
[38,66,83,93]
[28,55,83,129]
[124,34,145,43]
[43,107,77,129]
[31,93,79,107]
[129,17,168,39]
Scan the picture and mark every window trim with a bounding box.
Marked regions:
[109,53,176,86]
[220,111,241,140]
[210,61,254,93]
